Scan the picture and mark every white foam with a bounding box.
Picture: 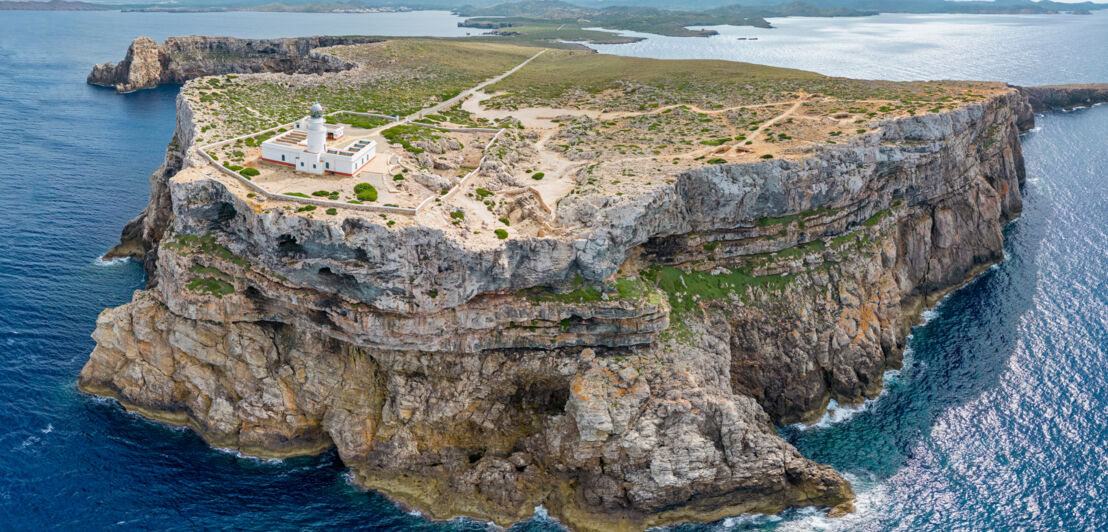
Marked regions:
[41,423,53,434]
[212,446,285,464]
[770,473,890,531]
[94,255,131,266]
[791,346,915,431]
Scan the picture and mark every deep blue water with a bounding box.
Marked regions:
[1,10,1106,531]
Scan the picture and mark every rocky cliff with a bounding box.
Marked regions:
[1012,83,1108,130]
[87,35,382,93]
[80,41,1099,531]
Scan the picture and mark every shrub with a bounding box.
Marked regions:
[495,229,508,239]
[498,217,510,226]
[239,168,260,177]
[326,208,337,215]
[706,158,727,164]
[450,210,465,220]
[393,174,404,181]
[531,172,545,180]
[312,190,331,197]
[760,154,774,159]
[475,188,492,199]
[297,205,317,212]
[354,183,377,202]
[287,192,310,198]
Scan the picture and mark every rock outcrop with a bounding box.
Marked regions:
[88,35,382,93]
[1011,83,1108,130]
[82,43,1102,531]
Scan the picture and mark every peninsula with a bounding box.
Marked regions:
[80,36,1108,531]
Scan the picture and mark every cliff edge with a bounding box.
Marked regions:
[79,38,1103,531]
[87,35,382,93]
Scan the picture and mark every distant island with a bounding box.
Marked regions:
[4,0,1105,22]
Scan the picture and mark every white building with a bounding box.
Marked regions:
[261,103,376,176]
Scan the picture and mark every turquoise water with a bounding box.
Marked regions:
[1,10,1106,531]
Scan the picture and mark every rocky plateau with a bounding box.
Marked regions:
[81,36,1108,531]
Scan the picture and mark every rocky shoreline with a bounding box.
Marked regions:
[81,37,1108,531]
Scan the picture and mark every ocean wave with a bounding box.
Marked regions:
[94,255,131,266]
[770,473,890,531]
[790,344,916,431]
[212,446,286,464]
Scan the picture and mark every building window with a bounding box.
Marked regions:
[313,164,316,169]
[281,155,285,161]
[325,162,329,169]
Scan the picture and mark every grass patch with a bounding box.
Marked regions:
[186,277,234,298]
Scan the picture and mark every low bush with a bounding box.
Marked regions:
[495,229,508,240]
[450,210,465,220]
[531,172,545,180]
[239,168,260,177]
[706,158,727,164]
[760,154,774,159]
[297,205,317,212]
[354,183,377,202]
[326,208,337,215]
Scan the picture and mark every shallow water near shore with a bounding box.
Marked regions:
[1,10,1107,531]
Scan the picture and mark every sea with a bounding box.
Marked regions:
[0,9,1105,531]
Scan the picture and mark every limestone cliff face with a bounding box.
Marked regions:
[87,35,381,93]
[81,67,1047,529]
[1012,83,1108,130]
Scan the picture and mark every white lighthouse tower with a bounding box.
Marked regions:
[305,102,327,155]
[260,101,376,177]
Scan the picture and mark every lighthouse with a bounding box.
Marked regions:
[260,102,377,177]
[305,102,326,154]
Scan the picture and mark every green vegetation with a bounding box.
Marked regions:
[187,40,539,137]
[326,208,338,215]
[645,264,793,314]
[862,208,893,226]
[186,277,234,298]
[163,233,251,270]
[328,113,388,130]
[297,205,317,212]
[450,210,465,220]
[706,158,728,164]
[354,183,377,202]
[531,172,545,180]
[495,228,509,239]
[382,124,442,154]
